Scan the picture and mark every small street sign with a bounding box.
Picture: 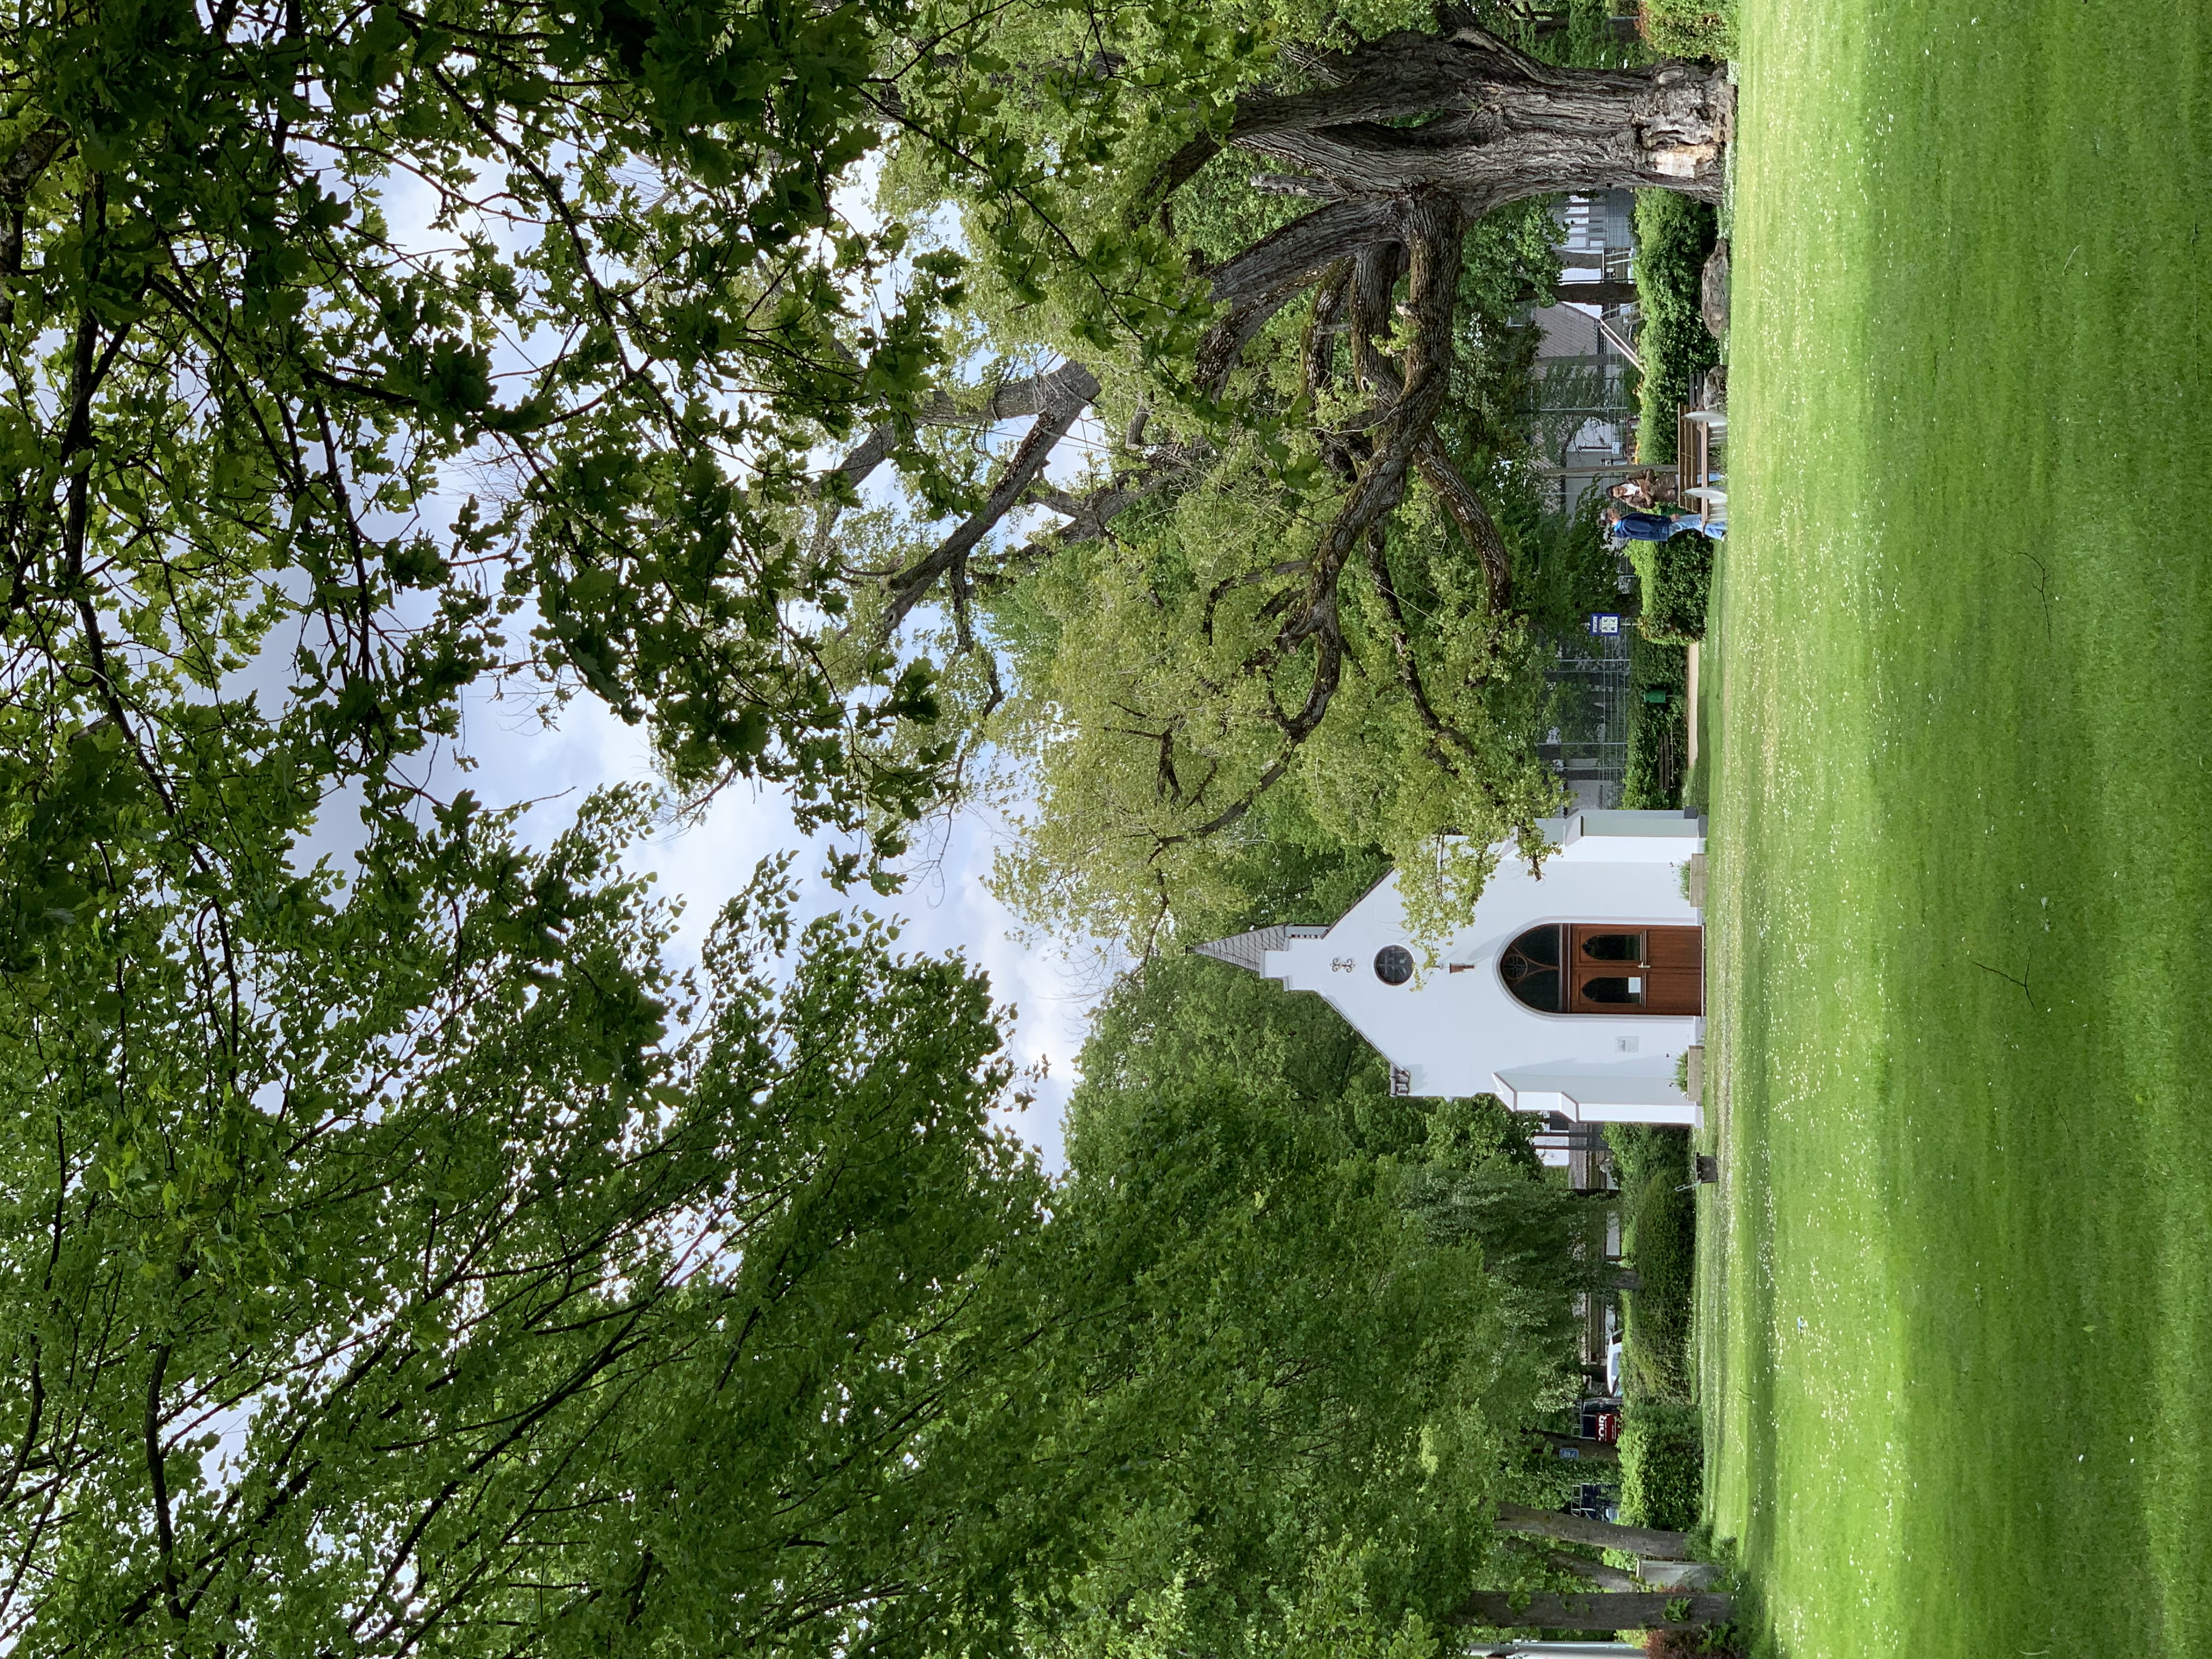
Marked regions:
[1587,612,1622,636]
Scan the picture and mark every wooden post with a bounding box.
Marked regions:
[1448,1591,1733,1631]
[1547,1551,1639,1592]
[1492,1503,1692,1561]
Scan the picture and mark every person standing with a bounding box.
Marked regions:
[1600,504,1717,546]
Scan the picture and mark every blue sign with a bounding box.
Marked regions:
[1587,612,1622,636]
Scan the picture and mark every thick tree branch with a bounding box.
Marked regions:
[1542,1550,1638,1592]
[1414,437,1513,610]
[1331,243,1514,611]
[145,1346,185,1625]
[1202,199,1401,306]
[1261,194,1460,742]
[877,365,1099,635]
[1195,281,1312,396]
[0,119,68,324]
[1026,443,1201,543]
[812,360,1102,565]
[1230,54,1730,207]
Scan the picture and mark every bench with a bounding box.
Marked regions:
[1676,405,1726,525]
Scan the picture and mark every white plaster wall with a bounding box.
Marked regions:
[1262,814,1704,1122]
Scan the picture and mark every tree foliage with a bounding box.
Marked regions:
[0,0,1731,940]
[0,1,1721,1645]
[1024,926,1620,1659]
[1629,189,1722,464]
[0,751,1625,1654]
[0,0,1039,894]
[821,12,1731,950]
[0,768,1059,1655]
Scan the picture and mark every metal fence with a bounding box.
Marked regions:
[1535,629,1634,810]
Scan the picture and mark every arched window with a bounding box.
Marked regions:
[1499,925,1563,1011]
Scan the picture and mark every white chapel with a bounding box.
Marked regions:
[1195,810,1707,1128]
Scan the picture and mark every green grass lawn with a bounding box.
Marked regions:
[1702,1,2212,1654]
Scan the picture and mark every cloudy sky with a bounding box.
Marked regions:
[375,654,1099,1175]
[306,168,1114,1172]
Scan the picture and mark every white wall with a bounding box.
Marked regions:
[1262,814,1704,1125]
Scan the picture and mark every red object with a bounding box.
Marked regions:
[1594,1411,1621,1444]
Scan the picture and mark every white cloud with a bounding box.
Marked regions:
[433,681,1093,1172]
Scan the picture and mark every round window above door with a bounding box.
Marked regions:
[1373,946,1415,985]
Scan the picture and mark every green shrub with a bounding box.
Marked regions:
[1624,1178,1696,1391]
[1522,0,1650,71]
[1622,634,1688,809]
[1640,0,1737,60]
[1641,531,1713,642]
[1618,1400,1705,1531]
[1629,631,1686,699]
[1623,697,1685,809]
[1632,193,1722,464]
[1644,1629,1742,1659]
[1609,1123,1696,1396]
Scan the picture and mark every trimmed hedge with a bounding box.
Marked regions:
[1622,634,1688,809]
[1622,697,1685,809]
[1632,193,1722,465]
[1641,531,1713,643]
[1618,1400,1705,1531]
[1609,1123,1696,1396]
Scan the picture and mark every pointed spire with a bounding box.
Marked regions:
[1190,925,1291,974]
[1193,925,1330,974]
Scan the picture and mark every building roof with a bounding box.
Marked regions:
[1191,924,1328,975]
[1532,303,1603,360]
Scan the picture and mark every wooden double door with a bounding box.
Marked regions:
[1565,924,1702,1015]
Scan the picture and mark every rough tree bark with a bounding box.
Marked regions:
[1543,1550,1638,1592]
[1553,278,1640,306]
[834,18,1732,607]
[1493,1502,1692,1560]
[1158,21,1730,222]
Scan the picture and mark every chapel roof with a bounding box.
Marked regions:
[1190,923,1328,974]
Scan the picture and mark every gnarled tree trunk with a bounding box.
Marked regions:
[1173,27,1730,224]
[822,23,1733,873]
